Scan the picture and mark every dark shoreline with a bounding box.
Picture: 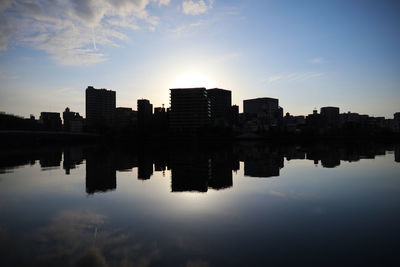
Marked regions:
[1,130,399,148]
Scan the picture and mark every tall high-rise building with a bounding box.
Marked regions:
[169,88,210,130]
[207,88,232,121]
[85,86,116,129]
[137,99,153,130]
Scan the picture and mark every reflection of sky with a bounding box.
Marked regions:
[0,154,400,266]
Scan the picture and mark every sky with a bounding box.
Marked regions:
[0,0,399,118]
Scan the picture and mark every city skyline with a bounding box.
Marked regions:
[1,0,400,118]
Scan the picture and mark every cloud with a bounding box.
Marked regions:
[182,0,214,15]
[309,57,326,64]
[158,0,171,6]
[267,72,325,84]
[0,0,170,65]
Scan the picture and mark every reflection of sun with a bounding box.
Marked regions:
[171,72,213,88]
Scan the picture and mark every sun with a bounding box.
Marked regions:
[171,72,214,88]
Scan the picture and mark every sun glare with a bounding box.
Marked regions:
[171,72,214,89]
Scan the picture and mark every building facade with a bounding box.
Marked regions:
[85,86,116,130]
[39,112,62,131]
[207,88,232,121]
[243,97,280,126]
[169,88,210,130]
[137,99,153,130]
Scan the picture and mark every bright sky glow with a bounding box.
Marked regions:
[0,0,399,118]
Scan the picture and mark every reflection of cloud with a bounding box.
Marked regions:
[0,0,169,65]
[35,209,161,266]
[182,0,214,15]
[187,259,210,267]
[268,190,321,200]
[75,247,107,267]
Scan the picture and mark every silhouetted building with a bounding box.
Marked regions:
[39,112,62,131]
[63,107,83,132]
[85,86,116,130]
[154,106,168,131]
[169,88,210,130]
[243,97,281,126]
[394,112,400,122]
[320,106,340,128]
[207,88,232,122]
[137,99,153,131]
[115,107,137,129]
[0,112,39,131]
[231,105,239,123]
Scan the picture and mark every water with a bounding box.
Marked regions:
[0,142,399,266]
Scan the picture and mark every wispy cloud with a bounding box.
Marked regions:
[309,57,326,64]
[0,0,170,65]
[182,0,214,15]
[267,72,325,84]
[0,68,19,80]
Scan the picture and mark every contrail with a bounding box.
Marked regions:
[92,27,97,50]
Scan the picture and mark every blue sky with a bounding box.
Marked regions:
[0,0,399,118]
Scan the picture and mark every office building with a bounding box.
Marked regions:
[39,112,62,131]
[137,99,153,130]
[85,86,116,130]
[169,88,210,130]
[115,107,137,129]
[243,97,280,125]
[207,88,232,121]
[320,106,340,127]
[63,107,83,132]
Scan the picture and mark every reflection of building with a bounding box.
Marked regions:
[138,153,153,180]
[170,153,210,192]
[238,143,283,178]
[208,155,233,190]
[63,146,84,175]
[85,148,116,194]
[207,88,231,122]
[39,112,62,131]
[40,149,62,170]
[395,145,400,163]
[85,86,116,130]
[244,159,281,178]
[306,147,341,168]
[169,88,210,130]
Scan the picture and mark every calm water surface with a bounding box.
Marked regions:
[1,142,399,266]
